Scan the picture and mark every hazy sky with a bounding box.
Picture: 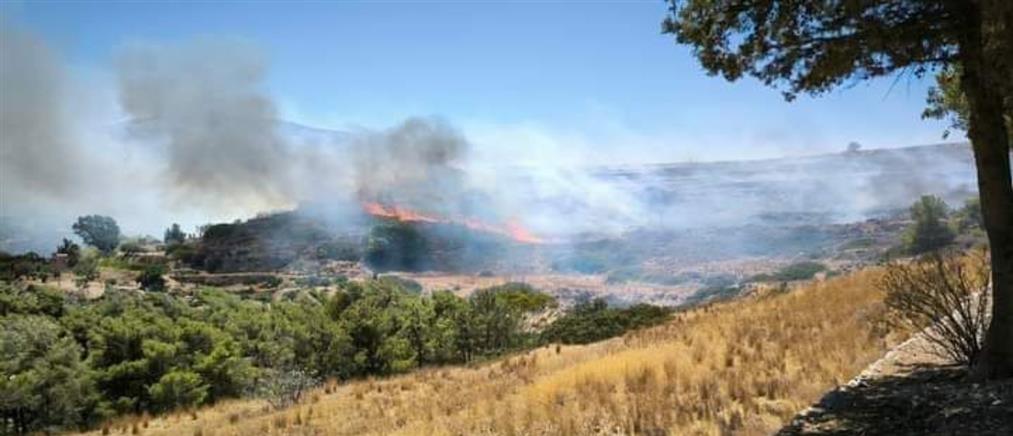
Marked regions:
[5,1,954,163]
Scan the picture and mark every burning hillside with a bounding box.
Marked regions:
[361,201,544,244]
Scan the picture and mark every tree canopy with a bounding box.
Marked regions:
[72,215,121,254]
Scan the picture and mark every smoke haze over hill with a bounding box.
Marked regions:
[0,21,986,254]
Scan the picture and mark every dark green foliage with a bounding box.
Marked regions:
[118,240,144,255]
[923,66,1012,143]
[0,284,65,317]
[315,240,360,262]
[481,282,558,312]
[541,299,671,345]
[1,315,100,434]
[903,195,956,254]
[364,221,427,272]
[684,285,741,306]
[0,251,51,282]
[191,213,333,273]
[137,265,168,292]
[163,223,187,245]
[73,215,121,254]
[148,370,208,412]
[73,254,99,283]
[663,1,956,101]
[57,238,82,268]
[0,277,666,432]
[749,261,827,283]
[953,197,984,232]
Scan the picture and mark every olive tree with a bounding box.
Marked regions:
[72,215,121,255]
[663,0,1012,379]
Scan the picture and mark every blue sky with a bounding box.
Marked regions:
[4,1,955,163]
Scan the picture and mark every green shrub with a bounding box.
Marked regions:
[684,285,741,306]
[952,197,983,232]
[749,261,826,282]
[902,195,955,254]
[480,282,557,312]
[0,251,51,282]
[148,370,209,412]
[137,265,168,292]
[540,299,670,345]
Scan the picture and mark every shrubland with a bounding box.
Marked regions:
[86,267,904,435]
[0,276,666,433]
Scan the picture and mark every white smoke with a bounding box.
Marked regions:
[116,38,294,213]
[0,21,84,202]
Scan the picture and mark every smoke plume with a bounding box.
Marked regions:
[351,118,470,211]
[0,21,82,202]
[116,39,293,212]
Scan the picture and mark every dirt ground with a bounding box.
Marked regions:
[778,327,1013,435]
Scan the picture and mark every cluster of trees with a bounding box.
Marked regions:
[0,279,667,433]
[749,261,827,283]
[902,195,984,255]
[541,299,671,345]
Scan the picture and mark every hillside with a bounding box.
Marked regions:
[90,267,905,435]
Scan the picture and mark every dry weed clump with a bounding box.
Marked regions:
[79,268,902,436]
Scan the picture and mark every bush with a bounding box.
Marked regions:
[0,252,51,282]
[749,261,826,282]
[541,299,670,345]
[119,240,145,255]
[878,249,990,366]
[902,195,955,254]
[480,282,557,312]
[254,368,318,410]
[148,370,209,412]
[953,197,984,232]
[73,254,100,283]
[684,285,741,306]
[137,265,168,292]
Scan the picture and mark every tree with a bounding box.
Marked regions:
[954,197,984,231]
[57,238,81,268]
[903,195,956,254]
[0,316,98,433]
[364,222,426,272]
[148,370,208,412]
[664,0,1013,379]
[137,264,167,292]
[72,215,121,255]
[923,66,1012,144]
[163,223,186,245]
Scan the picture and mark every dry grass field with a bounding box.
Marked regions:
[89,268,905,436]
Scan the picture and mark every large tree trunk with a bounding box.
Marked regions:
[958,0,1013,379]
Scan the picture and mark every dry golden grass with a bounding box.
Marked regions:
[86,268,905,436]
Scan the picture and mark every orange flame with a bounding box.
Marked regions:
[362,201,543,244]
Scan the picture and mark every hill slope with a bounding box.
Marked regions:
[91,268,905,435]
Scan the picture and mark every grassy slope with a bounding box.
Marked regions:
[90,268,902,436]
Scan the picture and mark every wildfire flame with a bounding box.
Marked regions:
[362,201,544,244]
